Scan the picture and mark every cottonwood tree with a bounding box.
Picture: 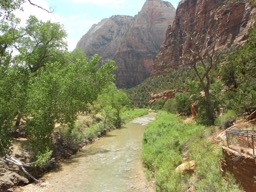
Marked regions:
[0,0,117,163]
[178,3,226,125]
[25,50,116,163]
[15,15,67,72]
[182,31,221,125]
[0,0,64,157]
[97,84,130,128]
[0,0,26,156]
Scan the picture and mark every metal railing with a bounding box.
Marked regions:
[226,129,256,156]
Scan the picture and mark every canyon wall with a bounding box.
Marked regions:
[153,0,256,74]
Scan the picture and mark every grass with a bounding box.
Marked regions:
[121,108,148,123]
[58,108,149,151]
[142,111,241,192]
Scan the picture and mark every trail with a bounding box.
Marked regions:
[15,113,156,192]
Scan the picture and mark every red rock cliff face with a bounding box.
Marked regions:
[114,0,175,88]
[153,0,256,74]
[77,0,175,88]
[76,16,133,60]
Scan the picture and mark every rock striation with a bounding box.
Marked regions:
[153,0,256,74]
[76,15,133,60]
[76,0,176,88]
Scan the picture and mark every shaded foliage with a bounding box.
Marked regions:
[221,27,256,115]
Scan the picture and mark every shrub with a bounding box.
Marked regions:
[142,111,240,191]
[163,98,176,113]
[195,92,220,126]
[215,110,236,129]
[175,92,191,115]
[151,98,165,110]
[121,108,148,123]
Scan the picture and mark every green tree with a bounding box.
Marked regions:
[0,0,26,156]
[221,27,256,114]
[15,15,67,72]
[24,50,116,162]
[97,84,130,128]
[0,2,117,161]
[175,92,191,115]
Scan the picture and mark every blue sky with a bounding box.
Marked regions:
[18,0,180,51]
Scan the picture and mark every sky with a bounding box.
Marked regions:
[16,0,180,51]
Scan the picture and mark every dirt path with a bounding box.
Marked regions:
[14,113,156,192]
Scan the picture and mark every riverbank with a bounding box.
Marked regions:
[142,112,241,191]
[14,113,156,192]
[0,109,149,192]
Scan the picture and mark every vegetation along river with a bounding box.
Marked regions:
[15,113,156,192]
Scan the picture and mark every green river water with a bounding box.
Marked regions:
[15,113,155,192]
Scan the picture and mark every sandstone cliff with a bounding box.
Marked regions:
[76,0,175,88]
[76,15,133,59]
[153,0,256,74]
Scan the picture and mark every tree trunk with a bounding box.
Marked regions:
[15,115,21,129]
[204,86,215,125]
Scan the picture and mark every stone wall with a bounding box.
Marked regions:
[222,146,256,192]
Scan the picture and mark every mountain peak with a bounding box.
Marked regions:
[76,0,176,88]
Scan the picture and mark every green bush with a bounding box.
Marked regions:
[121,108,148,123]
[59,125,85,145]
[151,98,165,110]
[142,111,240,192]
[215,110,236,129]
[189,137,240,192]
[175,92,191,115]
[163,98,176,113]
[221,27,256,115]
[195,92,220,126]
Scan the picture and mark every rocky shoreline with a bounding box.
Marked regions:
[0,128,109,192]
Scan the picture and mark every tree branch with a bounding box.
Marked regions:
[27,0,52,13]
[2,156,39,182]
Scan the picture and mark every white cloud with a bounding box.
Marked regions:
[14,0,84,50]
[63,14,99,51]
[15,0,62,26]
[71,0,125,6]
[15,0,102,51]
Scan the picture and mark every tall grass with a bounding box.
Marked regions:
[121,108,148,123]
[142,112,241,191]
[56,108,148,156]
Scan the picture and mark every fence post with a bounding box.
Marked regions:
[252,135,255,156]
[247,131,249,147]
[226,131,229,147]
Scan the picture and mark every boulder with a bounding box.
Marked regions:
[175,160,196,174]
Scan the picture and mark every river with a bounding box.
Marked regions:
[15,113,156,192]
